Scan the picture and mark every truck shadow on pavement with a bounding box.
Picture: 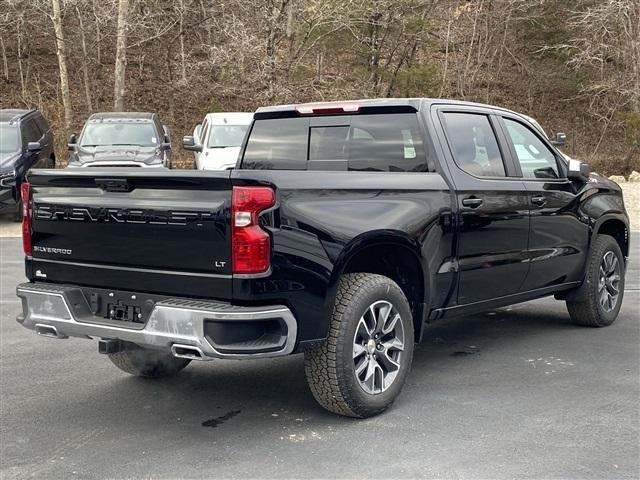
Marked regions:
[56,298,597,436]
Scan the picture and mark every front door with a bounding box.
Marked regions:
[436,108,530,305]
[497,115,589,290]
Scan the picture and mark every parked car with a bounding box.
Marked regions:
[0,109,54,221]
[183,112,252,170]
[17,99,629,418]
[67,112,172,168]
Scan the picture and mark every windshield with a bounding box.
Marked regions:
[207,125,248,148]
[0,126,20,153]
[80,122,159,147]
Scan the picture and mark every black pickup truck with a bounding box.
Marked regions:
[17,99,629,418]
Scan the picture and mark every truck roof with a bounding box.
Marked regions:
[203,112,253,125]
[88,112,156,122]
[254,98,521,118]
[0,109,34,124]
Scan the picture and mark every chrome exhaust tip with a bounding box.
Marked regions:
[171,343,207,361]
[35,324,67,339]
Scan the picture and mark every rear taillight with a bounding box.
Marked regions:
[231,186,275,274]
[21,181,32,256]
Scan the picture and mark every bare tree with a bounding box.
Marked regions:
[50,0,73,134]
[113,0,130,111]
[75,4,93,111]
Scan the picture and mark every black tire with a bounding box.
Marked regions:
[304,273,414,418]
[108,342,191,378]
[567,234,625,327]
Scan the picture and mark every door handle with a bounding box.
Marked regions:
[531,195,547,206]
[462,196,483,208]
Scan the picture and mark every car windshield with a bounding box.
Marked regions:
[0,126,20,153]
[80,122,158,147]
[207,125,248,148]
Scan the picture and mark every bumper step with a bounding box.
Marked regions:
[16,282,297,360]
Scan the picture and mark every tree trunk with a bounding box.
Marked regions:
[113,0,130,111]
[0,36,8,80]
[51,0,73,134]
[76,6,93,111]
[179,0,187,84]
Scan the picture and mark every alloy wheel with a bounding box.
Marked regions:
[352,300,405,394]
[598,250,621,312]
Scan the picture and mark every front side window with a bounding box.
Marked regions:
[503,118,559,179]
[0,126,20,153]
[442,112,505,177]
[22,120,41,143]
[207,125,249,148]
[80,122,159,147]
[199,120,209,144]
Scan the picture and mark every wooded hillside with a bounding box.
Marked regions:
[1,0,638,174]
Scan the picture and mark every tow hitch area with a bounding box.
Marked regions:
[98,339,124,354]
[107,301,143,323]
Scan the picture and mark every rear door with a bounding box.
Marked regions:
[27,169,233,298]
[434,106,530,305]
[497,115,589,290]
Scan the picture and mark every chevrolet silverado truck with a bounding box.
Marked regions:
[16,99,629,418]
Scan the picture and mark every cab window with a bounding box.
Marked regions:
[442,112,506,177]
[503,118,560,179]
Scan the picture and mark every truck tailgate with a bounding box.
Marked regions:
[26,169,233,299]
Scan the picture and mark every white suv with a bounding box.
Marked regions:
[182,112,253,170]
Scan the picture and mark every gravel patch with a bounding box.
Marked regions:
[621,184,640,230]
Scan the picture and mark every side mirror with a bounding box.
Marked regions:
[163,133,171,143]
[182,135,202,152]
[68,133,77,150]
[160,142,172,151]
[27,141,42,152]
[551,132,567,146]
[567,159,590,182]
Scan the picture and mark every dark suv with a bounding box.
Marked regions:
[0,109,55,220]
[67,112,172,168]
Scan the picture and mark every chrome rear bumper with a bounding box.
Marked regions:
[16,282,297,360]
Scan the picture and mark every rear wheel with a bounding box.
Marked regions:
[108,342,190,378]
[304,273,414,418]
[567,235,625,327]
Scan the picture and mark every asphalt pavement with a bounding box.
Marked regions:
[1,235,638,479]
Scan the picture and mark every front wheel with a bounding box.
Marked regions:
[108,342,191,378]
[567,234,625,327]
[304,273,414,418]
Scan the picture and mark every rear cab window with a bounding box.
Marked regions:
[441,112,506,178]
[241,112,430,172]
